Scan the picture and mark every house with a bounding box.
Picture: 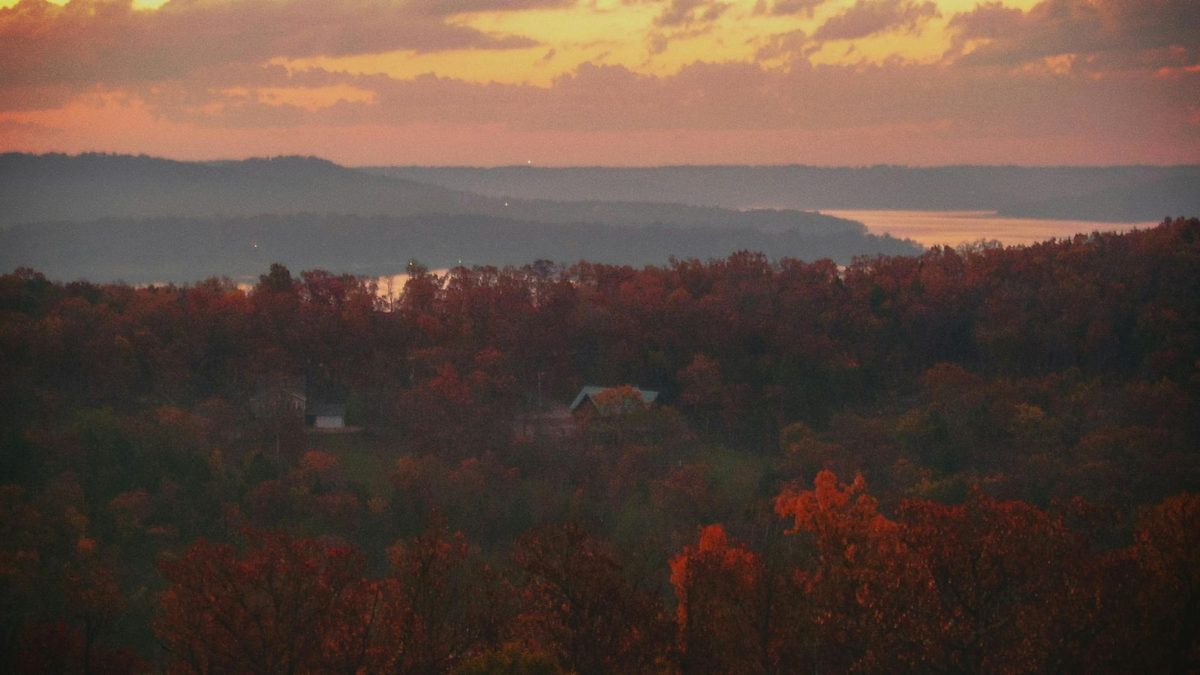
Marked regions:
[251,376,351,431]
[250,376,307,419]
[569,385,659,417]
[513,404,576,440]
[513,385,659,441]
[305,402,346,430]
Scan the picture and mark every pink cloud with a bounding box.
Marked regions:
[812,0,939,41]
[948,0,1200,72]
[0,0,535,92]
[1,0,1197,165]
[83,56,1195,166]
[7,97,1194,166]
[755,0,829,17]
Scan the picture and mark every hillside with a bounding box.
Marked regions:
[0,153,862,234]
[370,164,1200,222]
[0,154,483,225]
[0,213,920,283]
[0,220,1197,673]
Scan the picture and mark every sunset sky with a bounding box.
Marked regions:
[1,0,1197,165]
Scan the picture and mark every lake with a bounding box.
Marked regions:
[230,212,1157,297]
[824,210,1159,248]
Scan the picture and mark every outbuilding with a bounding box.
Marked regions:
[305,402,346,429]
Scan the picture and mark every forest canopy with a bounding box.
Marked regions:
[0,218,1197,673]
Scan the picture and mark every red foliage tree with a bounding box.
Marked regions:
[1129,493,1200,673]
[774,471,914,672]
[512,524,671,675]
[155,532,381,674]
[379,521,504,674]
[15,621,145,675]
[897,492,1098,673]
[669,524,765,674]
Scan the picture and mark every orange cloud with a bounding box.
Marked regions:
[0,0,535,95]
[5,92,1192,166]
[0,0,1197,165]
[948,0,1200,72]
[813,0,939,41]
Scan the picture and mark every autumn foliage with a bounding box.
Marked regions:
[669,525,764,674]
[155,532,380,674]
[1,219,1199,671]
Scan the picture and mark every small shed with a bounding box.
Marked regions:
[305,402,346,429]
[569,385,659,416]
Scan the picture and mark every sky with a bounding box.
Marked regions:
[0,0,1197,166]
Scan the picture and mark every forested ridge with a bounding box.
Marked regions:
[372,165,1200,222]
[0,213,914,284]
[1,218,1198,673]
[0,154,907,283]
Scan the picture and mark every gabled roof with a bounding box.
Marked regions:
[569,385,659,414]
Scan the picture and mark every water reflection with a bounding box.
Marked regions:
[232,269,450,300]
[824,210,1158,247]
[224,212,1159,296]
[371,270,451,302]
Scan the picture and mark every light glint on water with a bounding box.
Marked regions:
[824,210,1160,248]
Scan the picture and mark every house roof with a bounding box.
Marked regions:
[569,385,659,413]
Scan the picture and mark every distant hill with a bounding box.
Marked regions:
[368,165,1200,222]
[996,173,1200,222]
[0,153,862,234]
[0,214,921,284]
[0,153,483,225]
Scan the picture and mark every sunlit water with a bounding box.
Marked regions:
[217,212,1159,296]
[824,210,1159,248]
[234,270,449,301]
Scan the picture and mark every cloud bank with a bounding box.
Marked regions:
[0,0,1196,165]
